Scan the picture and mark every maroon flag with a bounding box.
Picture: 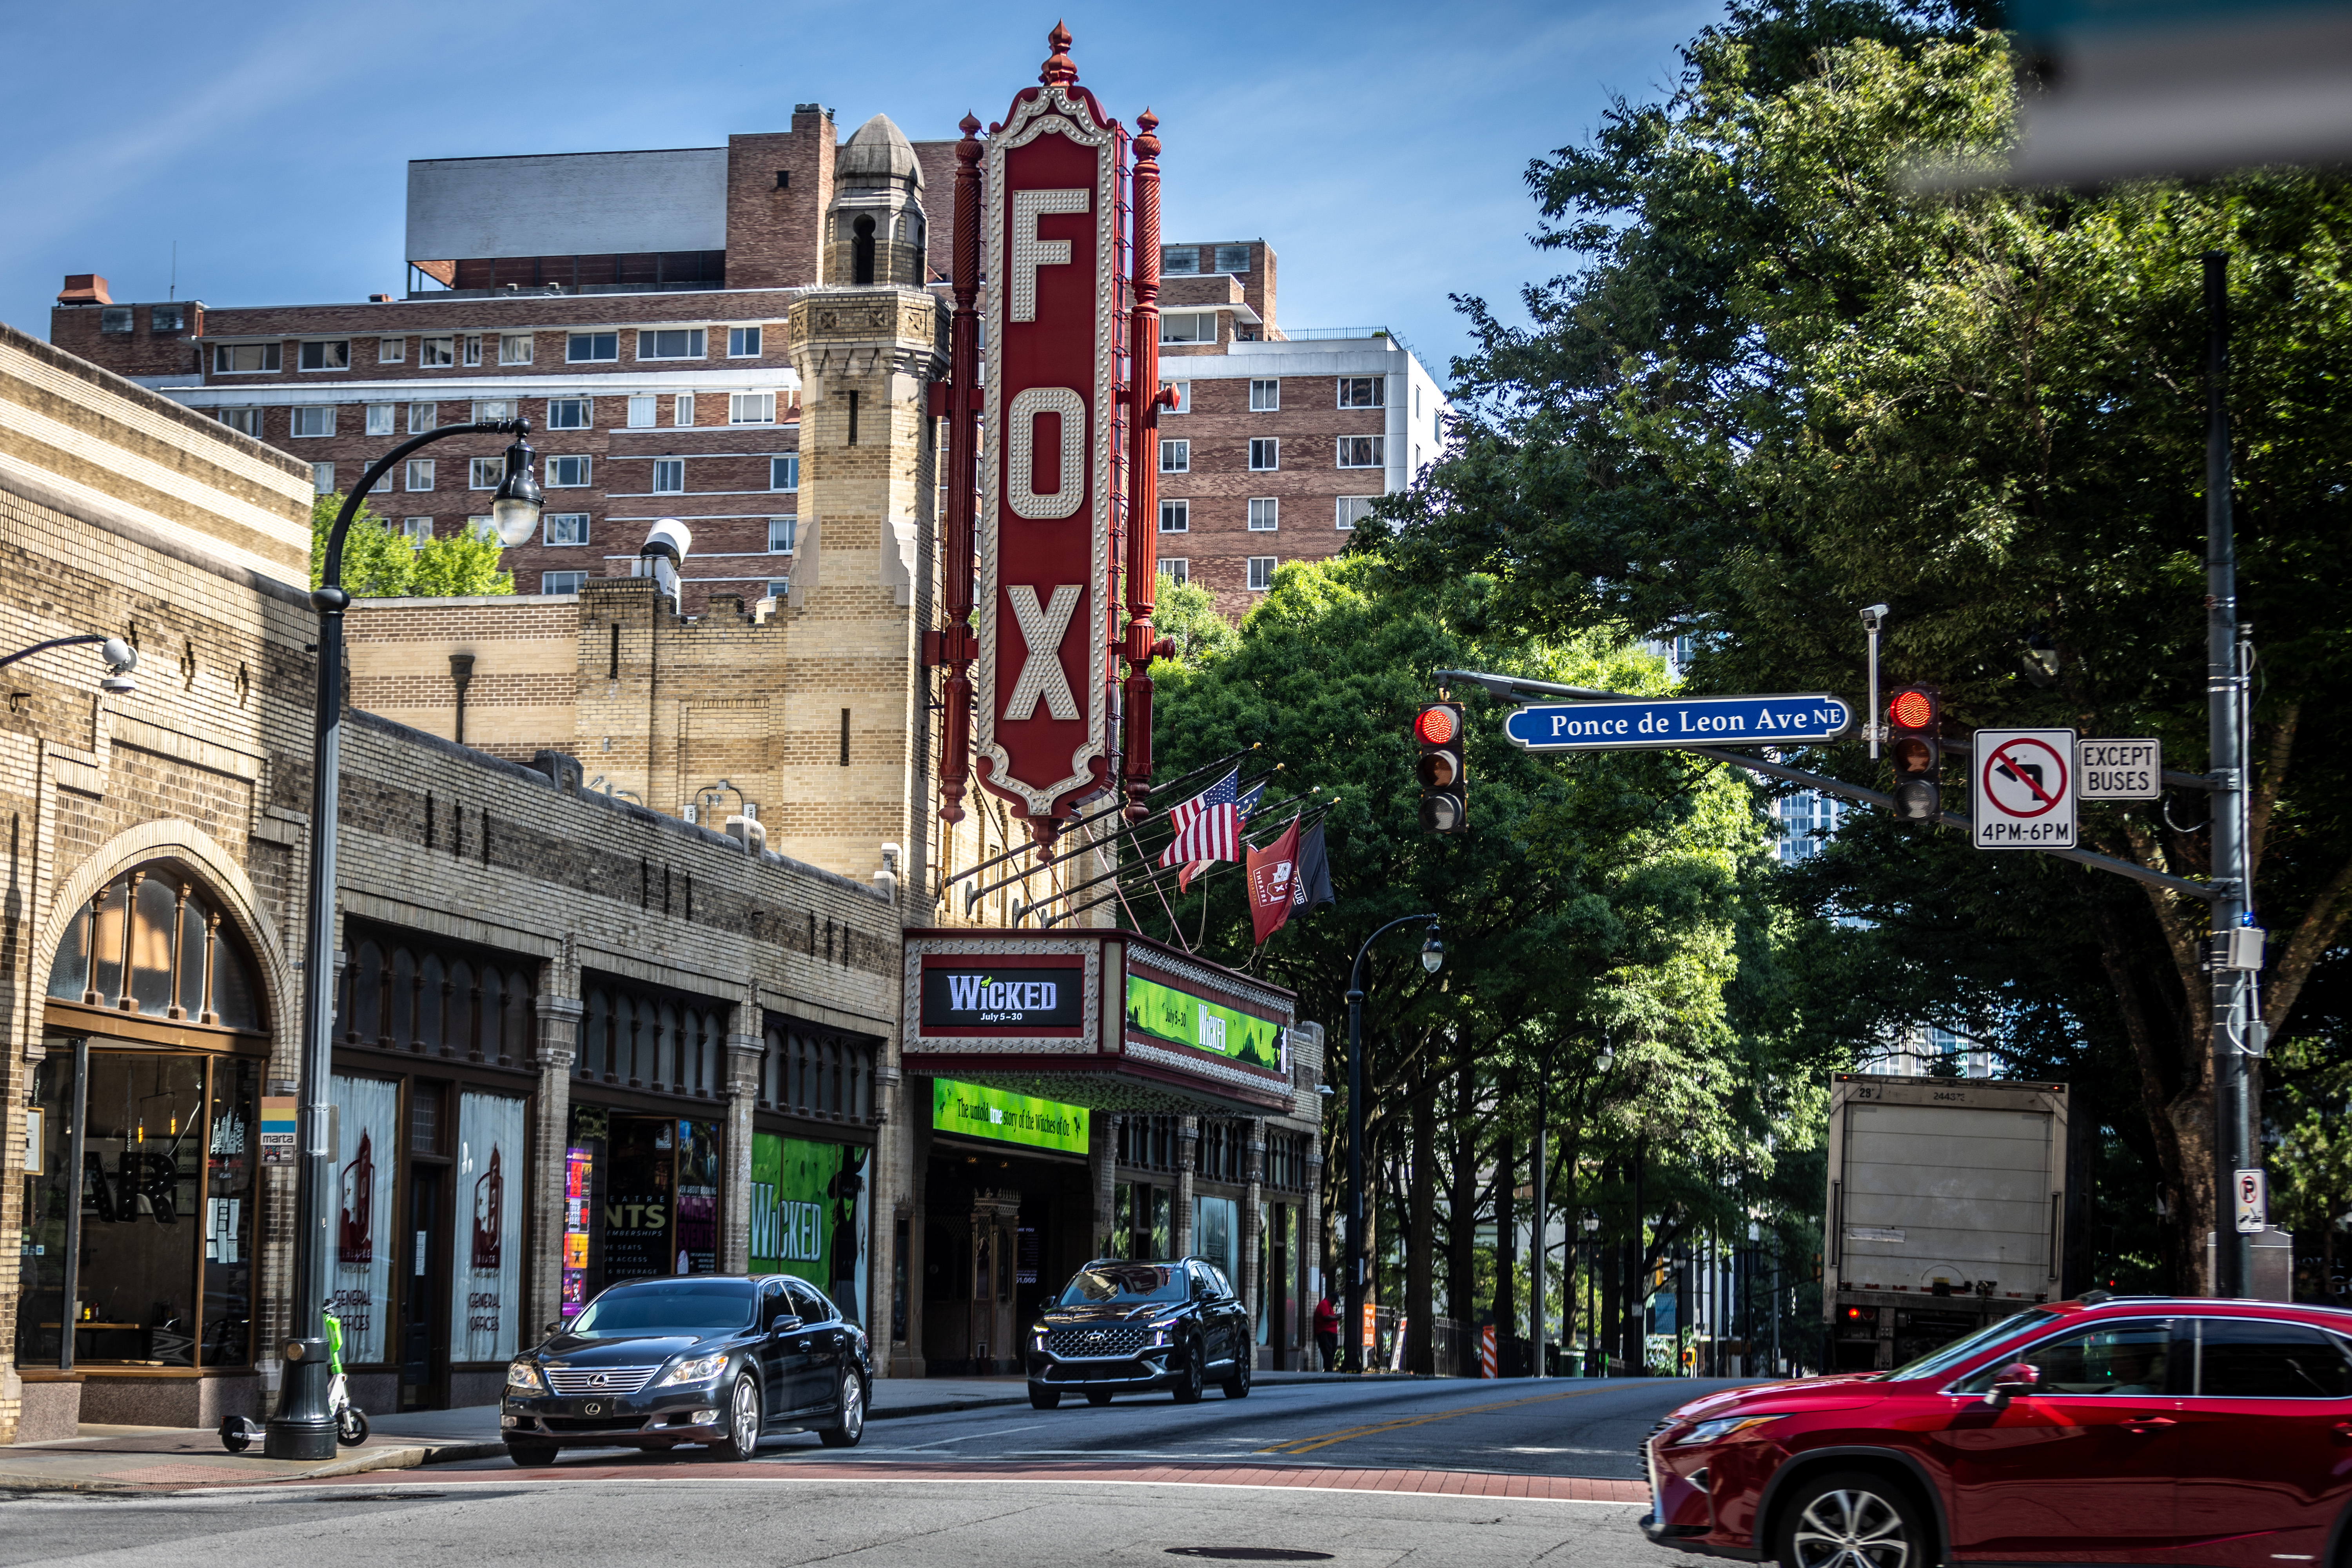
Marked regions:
[1246,817,1304,946]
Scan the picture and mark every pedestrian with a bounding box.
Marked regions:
[1313,1290,1340,1370]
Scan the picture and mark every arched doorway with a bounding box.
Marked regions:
[20,860,270,1387]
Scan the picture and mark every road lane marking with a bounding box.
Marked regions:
[1255,1385,1621,1455]
[880,1421,1050,1453]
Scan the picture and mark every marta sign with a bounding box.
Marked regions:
[1503,695,1852,751]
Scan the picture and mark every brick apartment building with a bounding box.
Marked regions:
[53,111,1443,615]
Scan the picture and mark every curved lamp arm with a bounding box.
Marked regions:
[320,419,534,593]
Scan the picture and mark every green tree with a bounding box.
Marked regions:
[1366,5,2352,1285]
[309,494,516,598]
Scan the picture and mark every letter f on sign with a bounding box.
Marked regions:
[1011,189,1091,323]
[1004,584,1083,720]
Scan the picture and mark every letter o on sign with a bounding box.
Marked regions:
[1007,386,1086,519]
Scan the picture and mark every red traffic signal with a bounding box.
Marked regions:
[1888,688,1936,731]
[1414,706,1457,745]
[1885,686,1941,822]
[1414,701,1467,833]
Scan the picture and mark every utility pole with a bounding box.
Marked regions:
[2206,249,2255,1299]
[1530,1071,1547,1379]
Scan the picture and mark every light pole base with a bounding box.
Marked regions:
[264,1340,336,1461]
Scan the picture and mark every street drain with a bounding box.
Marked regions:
[1165,1552,1334,1563]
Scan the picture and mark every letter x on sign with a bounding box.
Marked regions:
[1004,584,1083,721]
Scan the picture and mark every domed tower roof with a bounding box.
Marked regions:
[837,114,922,189]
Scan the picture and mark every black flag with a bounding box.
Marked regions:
[1290,820,1336,916]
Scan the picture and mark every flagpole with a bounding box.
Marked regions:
[945,744,1258,891]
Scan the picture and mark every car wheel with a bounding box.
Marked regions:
[1172,1340,1205,1405]
[1029,1383,1062,1410]
[506,1439,558,1468]
[818,1370,866,1448]
[1085,1390,1112,1407]
[714,1370,762,1462]
[1776,1469,1928,1568]
[1222,1353,1252,1400]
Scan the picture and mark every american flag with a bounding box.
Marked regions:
[1160,771,1266,887]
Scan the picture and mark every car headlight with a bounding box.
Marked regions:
[655,1352,731,1387]
[1675,1414,1784,1446]
[506,1359,546,1394]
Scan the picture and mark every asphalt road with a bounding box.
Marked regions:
[0,1378,1750,1568]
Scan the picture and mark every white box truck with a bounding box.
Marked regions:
[1823,1073,2087,1372]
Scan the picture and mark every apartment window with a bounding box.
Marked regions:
[1161,247,1200,275]
[408,402,437,434]
[100,307,133,334]
[728,327,763,358]
[404,458,434,492]
[637,328,707,361]
[1213,245,1250,274]
[541,571,587,595]
[546,397,591,430]
[1161,559,1189,586]
[1160,313,1214,345]
[1248,438,1279,471]
[1247,556,1277,592]
[566,332,618,363]
[364,404,395,436]
[150,305,186,334]
[1159,499,1189,533]
[394,517,430,544]
[767,517,797,554]
[461,334,484,367]
[549,456,592,488]
[673,394,695,426]
[730,392,775,425]
[472,398,517,423]
[627,396,657,428]
[311,463,335,495]
[290,406,335,438]
[212,343,281,374]
[765,579,791,601]
[651,459,684,494]
[1338,376,1385,408]
[466,515,497,540]
[770,454,799,491]
[1248,497,1279,532]
[498,333,534,366]
[1336,495,1378,530]
[1338,435,1385,468]
[1159,439,1189,474]
[543,512,590,546]
[377,336,403,363]
[299,339,350,371]
[216,407,263,437]
[468,457,503,490]
[1163,381,1191,414]
[420,336,454,368]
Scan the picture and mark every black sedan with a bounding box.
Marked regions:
[501,1274,870,1464]
[1025,1257,1252,1408]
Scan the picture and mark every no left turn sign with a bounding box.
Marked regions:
[1973,727,2078,849]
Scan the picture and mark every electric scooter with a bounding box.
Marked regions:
[220,1312,369,1452]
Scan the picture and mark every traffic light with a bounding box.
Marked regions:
[1414,701,1466,833]
[1885,685,1941,822]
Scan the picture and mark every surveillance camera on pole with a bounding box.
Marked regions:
[1859,606,1890,758]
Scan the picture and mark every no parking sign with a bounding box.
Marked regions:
[1972,728,2078,850]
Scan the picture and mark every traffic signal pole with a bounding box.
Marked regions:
[2205,250,2252,1299]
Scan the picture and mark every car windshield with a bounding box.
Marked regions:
[1880,1308,2062,1382]
[1058,1263,1185,1305]
[570,1281,756,1339]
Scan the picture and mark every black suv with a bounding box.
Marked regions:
[501,1274,871,1465]
[1026,1258,1252,1408]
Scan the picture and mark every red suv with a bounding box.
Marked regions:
[1642,1293,2352,1566]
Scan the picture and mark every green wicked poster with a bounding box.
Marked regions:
[930,1078,1089,1155]
[1124,974,1284,1071]
[748,1133,869,1327]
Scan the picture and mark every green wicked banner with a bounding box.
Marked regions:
[1124,974,1284,1072]
[748,1133,869,1327]
[931,1078,1089,1154]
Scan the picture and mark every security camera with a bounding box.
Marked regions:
[99,637,138,695]
[640,518,693,566]
[1859,604,1890,633]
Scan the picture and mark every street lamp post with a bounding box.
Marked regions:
[0,633,139,692]
[1343,914,1441,1374]
[264,421,540,1460]
[1582,1211,1600,1376]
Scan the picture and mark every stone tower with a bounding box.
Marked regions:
[824,114,929,287]
[784,118,947,891]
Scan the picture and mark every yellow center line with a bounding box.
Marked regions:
[1256,1383,1620,1455]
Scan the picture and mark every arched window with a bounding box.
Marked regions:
[852,214,876,285]
[419,955,446,1055]
[656,1002,679,1090]
[45,861,264,1031]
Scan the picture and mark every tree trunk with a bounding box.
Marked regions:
[1406,1056,1437,1375]
[1494,1136,1518,1372]
[1448,1050,1478,1343]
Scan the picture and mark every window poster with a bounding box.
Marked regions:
[675,1119,719,1276]
[328,1074,399,1363]
[561,1147,593,1320]
[452,1091,526,1361]
[749,1132,869,1329]
[601,1117,672,1284]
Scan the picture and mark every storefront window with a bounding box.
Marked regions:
[452,1091,527,1360]
[46,866,260,1028]
[331,1073,400,1363]
[15,1049,74,1367]
[76,1052,205,1365]
[563,1104,725,1314]
[1194,1194,1238,1284]
[203,1058,258,1364]
[748,1132,871,1327]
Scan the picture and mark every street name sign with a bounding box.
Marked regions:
[1973,727,2078,849]
[1503,694,1852,752]
[2078,738,2161,800]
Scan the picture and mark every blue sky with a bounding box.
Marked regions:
[0,0,1718,381]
